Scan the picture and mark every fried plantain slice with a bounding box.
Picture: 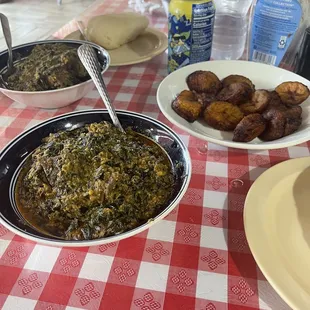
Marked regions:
[275,81,310,105]
[233,114,266,142]
[239,102,257,115]
[193,91,216,110]
[283,106,302,137]
[259,107,286,141]
[259,105,302,141]
[172,90,203,122]
[216,82,253,105]
[222,74,255,91]
[239,89,270,115]
[268,90,283,107]
[203,101,244,131]
[252,90,271,111]
[186,70,222,94]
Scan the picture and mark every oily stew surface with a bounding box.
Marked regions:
[7,43,89,91]
[16,122,174,240]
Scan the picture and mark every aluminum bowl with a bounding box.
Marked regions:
[0,40,110,109]
[0,109,191,247]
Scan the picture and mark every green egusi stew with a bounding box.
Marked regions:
[7,43,89,91]
[16,122,174,240]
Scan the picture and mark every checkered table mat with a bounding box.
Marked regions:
[0,0,305,309]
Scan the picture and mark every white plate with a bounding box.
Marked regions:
[244,157,310,309]
[65,27,168,66]
[156,60,310,150]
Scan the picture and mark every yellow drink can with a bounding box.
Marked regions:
[168,0,216,73]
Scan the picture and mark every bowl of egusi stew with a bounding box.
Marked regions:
[0,40,110,109]
[0,109,191,247]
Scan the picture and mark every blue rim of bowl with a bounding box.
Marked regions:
[0,39,110,94]
[0,109,192,246]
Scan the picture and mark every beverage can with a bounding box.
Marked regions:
[168,0,216,73]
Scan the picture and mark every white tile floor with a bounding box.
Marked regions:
[0,0,95,51]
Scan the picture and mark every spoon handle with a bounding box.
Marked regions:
[76,20,88,41]
[0,13,13,73]
[78,44,124,132]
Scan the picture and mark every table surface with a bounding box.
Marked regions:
[0,0,305,309]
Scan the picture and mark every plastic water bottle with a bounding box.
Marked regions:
[248,0,308,68]
[211,0,254,60]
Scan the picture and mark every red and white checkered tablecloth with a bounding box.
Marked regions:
[0,1,306,309]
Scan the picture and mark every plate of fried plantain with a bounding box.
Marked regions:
[157,60,310,150]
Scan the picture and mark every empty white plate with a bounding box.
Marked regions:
[244,157,310,309]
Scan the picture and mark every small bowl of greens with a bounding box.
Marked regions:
[0,39,110,109]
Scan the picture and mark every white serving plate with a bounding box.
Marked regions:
[244,157,310,309]
[65,27,168,66]
[157,60,310,150]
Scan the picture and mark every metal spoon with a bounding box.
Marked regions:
[78,43,125,132]
[76,20,88,41]
[77,44,173,166]
[0,13,13,76]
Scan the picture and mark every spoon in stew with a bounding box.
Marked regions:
[76,20,88,41]
[77,44,172,155]
[0,13,13,88]
[77,44,125,132]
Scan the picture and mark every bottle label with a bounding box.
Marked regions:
[249,0,302,67]
[168,1,215,73]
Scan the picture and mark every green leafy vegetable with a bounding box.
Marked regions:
[7,43,89,91]
[16,122,174,240]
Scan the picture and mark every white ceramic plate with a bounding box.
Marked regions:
[157,60,310,150]
[244,157,310,309]
[65,27,168,66]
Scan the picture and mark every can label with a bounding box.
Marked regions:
[168,1,215,73]
[249,0,302,67]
